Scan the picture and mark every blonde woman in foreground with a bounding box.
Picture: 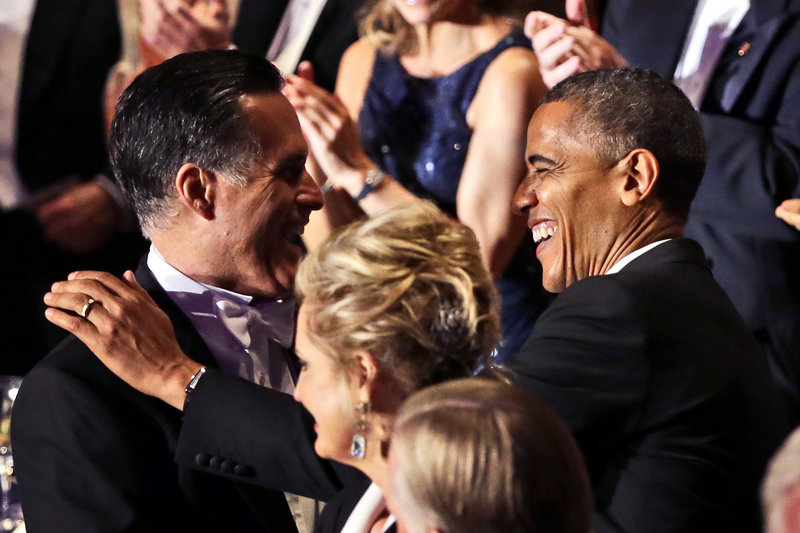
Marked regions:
[389,378,593,533]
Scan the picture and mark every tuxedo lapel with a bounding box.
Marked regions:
[303,0,344,58]
[719,8,791,112]
[232,0,291,56]
[134,259,219,369]
[601,0,697,77]
[20,0,92,108]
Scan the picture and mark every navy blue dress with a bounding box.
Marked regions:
[359,29,549,362]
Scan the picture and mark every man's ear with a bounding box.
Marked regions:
[618,148,659,207]
[175,163,216,220]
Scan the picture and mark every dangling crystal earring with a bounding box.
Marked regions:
[350,402,370,459]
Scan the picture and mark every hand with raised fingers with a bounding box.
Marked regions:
[524,8,625,89]
[43,270,203,410]
[283,75,374,197]
[776,199,800,231]
[140,0,231,64]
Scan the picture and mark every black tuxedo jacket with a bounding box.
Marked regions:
[10,260,340,532]
[233,0,360,92]
[597,0,800,419]
[507,239,789,533]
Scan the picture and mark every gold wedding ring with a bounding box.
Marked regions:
[80,297,97,319]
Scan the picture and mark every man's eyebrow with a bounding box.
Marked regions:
[527,154,557,166]
[271,152,308,174]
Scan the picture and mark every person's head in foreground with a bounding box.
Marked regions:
[763,426,800,533]
[292,201,500,482]
[387,377,593,533]
[512,66,706,293]
[108,49,323,299]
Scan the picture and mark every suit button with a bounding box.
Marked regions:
[233,464,253,477]
[195,453,210,467]
[221,460,236,473]
[209,456,223,469]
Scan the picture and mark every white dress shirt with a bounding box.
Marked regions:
[266,0,328,77]
[673,0,750,108]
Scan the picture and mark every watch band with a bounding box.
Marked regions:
[353,168,385,202]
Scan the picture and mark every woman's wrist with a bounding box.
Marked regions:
[338,164,383,199]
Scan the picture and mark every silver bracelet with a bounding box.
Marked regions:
[184,366,207,399]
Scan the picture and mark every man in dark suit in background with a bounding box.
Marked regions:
[507,67,788,533]
[12,50,342,533]
[0,0,146,373]
[526,0,800,424]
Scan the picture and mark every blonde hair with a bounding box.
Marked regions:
[294,202,500,399]
[359,0,529,57]
[391,378,593,533]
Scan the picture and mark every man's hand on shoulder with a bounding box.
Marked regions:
[43,270,203,410]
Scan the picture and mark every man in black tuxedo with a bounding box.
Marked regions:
[506,68,789,533]
[0,0,146,373]
[11,50,342,532]
[526,0,800,424]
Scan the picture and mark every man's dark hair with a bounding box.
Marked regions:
[108,49,284,235]
[543,67,706,220]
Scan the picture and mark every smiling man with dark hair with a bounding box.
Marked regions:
[12,49,334,533]
[508,67,789,533]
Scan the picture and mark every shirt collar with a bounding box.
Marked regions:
[605,239,671,275]
[146,245,296,370]
[341,483,396,533]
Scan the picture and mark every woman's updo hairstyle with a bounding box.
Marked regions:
[294,202,500,398]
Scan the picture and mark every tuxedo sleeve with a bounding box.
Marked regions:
[506,276,649,474]
[175,369,347,499]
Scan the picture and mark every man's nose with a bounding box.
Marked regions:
[299,171,325,211]
[511,176,539,216]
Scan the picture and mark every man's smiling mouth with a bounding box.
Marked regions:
[531,221,558,244]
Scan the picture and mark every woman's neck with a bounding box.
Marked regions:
[403,15,510,77]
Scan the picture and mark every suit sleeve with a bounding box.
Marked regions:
[11,366,175,532]
[506,276,649,474]
[175,369,350,499]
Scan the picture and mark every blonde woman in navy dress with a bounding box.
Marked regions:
[285,0,549,362]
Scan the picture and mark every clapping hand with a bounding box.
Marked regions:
[524,0,626,88]
[283,70,374,197]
